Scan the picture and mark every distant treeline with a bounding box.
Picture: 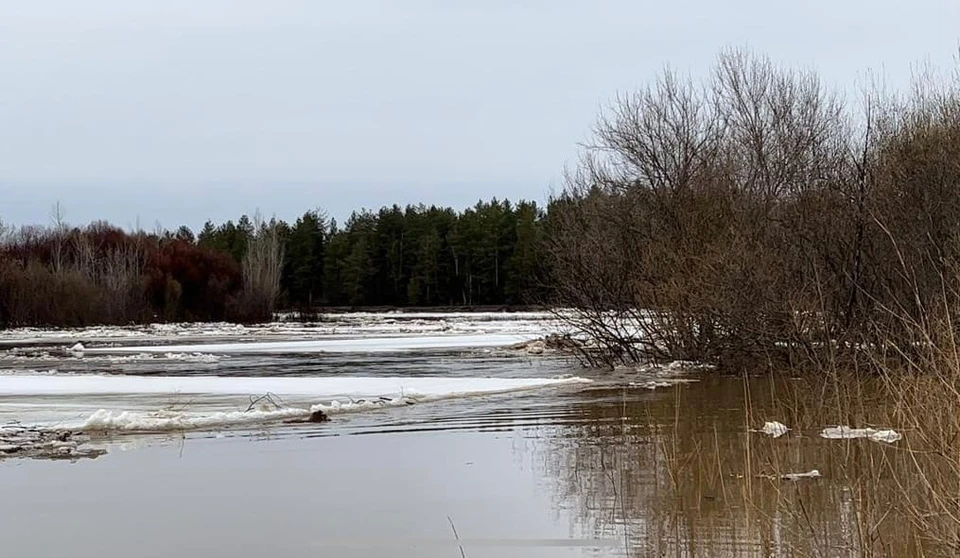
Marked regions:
[197,199,547,308]
[0,199,550,327]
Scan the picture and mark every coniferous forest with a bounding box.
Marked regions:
[0,199,550,327]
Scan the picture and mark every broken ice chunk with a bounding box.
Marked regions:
[760,421,789,438]
[820,426,902,444]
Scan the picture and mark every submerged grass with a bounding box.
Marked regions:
[545,361,960,556]
[643,363,960,557]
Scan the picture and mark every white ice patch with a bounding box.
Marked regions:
[84,386,567,433]
[820,426,902,444]
[627,378,699,390]
[0,368,59,376]
[0,312,564,344]
[780,470,821,480]
[0,375,587,398]
[5,351,222,364]
[757,421,789,438]
[4,375,592,433]
[82,407,311,432]
[160,352,222,363]
[78,334,538,355]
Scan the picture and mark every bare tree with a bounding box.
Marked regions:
[239,211,285,321]
[99,242,148,320]
[49,202,68,275]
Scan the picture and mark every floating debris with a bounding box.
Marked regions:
[0,425,105,462]
[283,409,330,424]
[507,334,583,356]
[523,340,546,355]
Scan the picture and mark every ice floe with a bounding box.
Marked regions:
[0,374,587,398]
[820,426,902,444]
[0,426,104,461]
[0,312,565,344]
[756,421,789,438]
[81,407,314,433]
[774,469,821,481]
[2,374,592,433]
[77,334,539,355]
[628,376,700,391]
[4,350,223,364]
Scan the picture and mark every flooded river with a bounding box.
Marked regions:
[0,313,940,556]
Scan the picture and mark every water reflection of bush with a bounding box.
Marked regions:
[526,377,950,557]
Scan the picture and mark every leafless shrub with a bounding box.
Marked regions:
[0,215,154,326]
[549,48,960,370]
[235,212,285,322]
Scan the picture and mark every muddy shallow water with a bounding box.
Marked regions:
[0,316,942,556]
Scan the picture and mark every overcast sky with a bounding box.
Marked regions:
[1,1,958,231]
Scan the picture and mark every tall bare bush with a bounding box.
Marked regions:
[236,212,285,322]
[550,48,960,369]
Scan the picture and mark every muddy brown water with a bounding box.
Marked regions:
[1,370,941,557]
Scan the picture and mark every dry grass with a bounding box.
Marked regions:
[541,366,960,556]
[639,361,960,557]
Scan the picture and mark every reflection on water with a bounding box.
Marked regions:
[527,376,942,557]
[1,371,951,556]
[295,374,943,556]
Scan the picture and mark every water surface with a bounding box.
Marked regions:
[0,316,937,556]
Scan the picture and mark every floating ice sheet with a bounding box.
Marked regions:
[758,421,789,438]
[0,312,564,343]
[780,469,821,480]
[77,334,539,355]
[1,374,592,433]
[0,374,586,398]
[820,426,902,444]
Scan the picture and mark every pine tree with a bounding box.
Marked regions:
[283,211,326,308]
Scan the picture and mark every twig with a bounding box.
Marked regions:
[447,515,466,558]
[246,392,284,412]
